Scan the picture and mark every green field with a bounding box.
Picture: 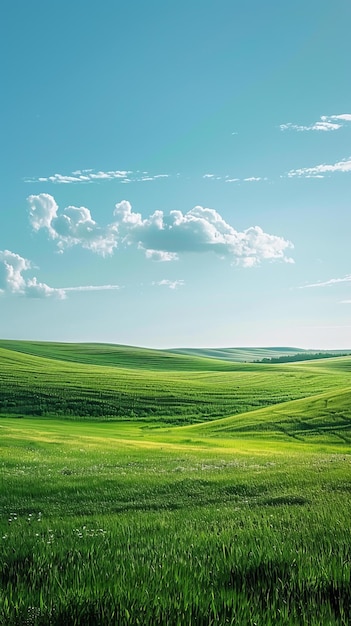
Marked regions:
[1,341,351,625]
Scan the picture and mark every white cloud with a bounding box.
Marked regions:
[145,249,179,261]
[0,250,65,299]
[280,121,341,132]
[112,202,294,265]
[28,194,118,256]
[28,193,59,233]
[24,169,170,184]
[300,275,351,288]
[243,177,266,182]
[322,114,351,122]
[0,249,121,299]
[152,279,185,289]
[28,195,294,266]
[204,174,266,183]
[287,157,351,178]
[63,284,120,292]
[280,113,351,133]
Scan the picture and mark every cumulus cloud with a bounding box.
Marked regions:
[287,157,351,178]
[28,195,294,266]
[322,114,351,122]
[28,194,118,256]
[0,250,65,299]
[152,279,185,289]
[114,202,293,265]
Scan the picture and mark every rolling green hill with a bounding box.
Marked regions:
[173,385,351,444]
[0,339,235,371]
[3,339,346,367]
[1,340,351,429]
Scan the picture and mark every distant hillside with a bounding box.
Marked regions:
[1,340,349,366]
[0,340,237,371]
[169,347,351,362]
[169,347,305,362]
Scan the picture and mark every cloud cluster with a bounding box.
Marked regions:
[28,194,294,267]
[0,249,121,299]
[0,250,65,299]
[287,157,351,179]
[280,113,351,132]
[24,169,170,185]
[28,194,118,256]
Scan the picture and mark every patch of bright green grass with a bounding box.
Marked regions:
[173,386,351,444]
[0,418,350,625]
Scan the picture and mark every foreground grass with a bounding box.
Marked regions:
[1,417,350,625]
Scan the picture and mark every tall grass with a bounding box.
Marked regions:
[1,418,350,625]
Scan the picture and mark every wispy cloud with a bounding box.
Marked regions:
[152,279,185,290]
[28,194,294,267]
[203,175,267,183]
[280,113,351,132]
[280,121,341,132]
[24,169,170,184]
[287,157,351,178]
[63,285,121,293]
[243,177,267,182]
[300,275,351,288]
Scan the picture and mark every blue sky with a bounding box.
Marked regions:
[1,0,351,348]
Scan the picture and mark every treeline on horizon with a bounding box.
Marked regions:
[254,352,351,364]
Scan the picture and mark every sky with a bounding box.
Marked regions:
[1,0,351,349]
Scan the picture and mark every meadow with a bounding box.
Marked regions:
[0,341,350,625]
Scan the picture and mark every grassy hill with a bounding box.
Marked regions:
[0,339,236,370]
[3,339,346,366]
[171,386,351,444]
[1,340,351,429]
[1,340,351,625]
